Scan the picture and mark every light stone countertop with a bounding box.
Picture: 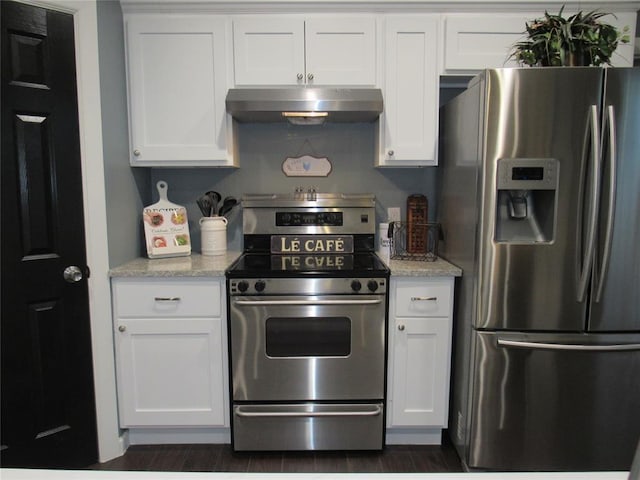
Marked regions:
[108,253,461,278]
[382,256,462,277]
[108,252,242,278]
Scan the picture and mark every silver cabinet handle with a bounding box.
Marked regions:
[307,73,314,81]
[297,73,304,80]
[410,296,437,301]
[133,149,141,156]
[497,339,640,352]
[388,150,394,156]
[235,298,382,306]
[398,324,405,331]
[118,325,126,332]
[236,405,381,418]
[154,297,181,302]
[63,266,83,283]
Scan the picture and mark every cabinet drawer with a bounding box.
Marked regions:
[113,278,222,318]
[393,278,452,318]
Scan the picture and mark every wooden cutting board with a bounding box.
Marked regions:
[142,181,191,258]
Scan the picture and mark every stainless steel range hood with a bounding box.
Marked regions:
[226,87,383,124]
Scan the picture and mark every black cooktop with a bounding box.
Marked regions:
[226,252,390,278]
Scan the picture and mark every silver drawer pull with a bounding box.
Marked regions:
[411,296,437,301]
[235,299,382,306]
[154,297,181,302]
[236,405,381,418]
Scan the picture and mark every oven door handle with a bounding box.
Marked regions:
[235,405,382,418]
[233,298,383,306]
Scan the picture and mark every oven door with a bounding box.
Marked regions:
[229,294,386,401]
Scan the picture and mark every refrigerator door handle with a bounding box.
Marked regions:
[594,105,617,303]
[497,338,640,352]
[576,105,601,303]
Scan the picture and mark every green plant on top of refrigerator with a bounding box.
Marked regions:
[510,6,630,67]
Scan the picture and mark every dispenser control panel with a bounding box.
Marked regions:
[497,158,559,190]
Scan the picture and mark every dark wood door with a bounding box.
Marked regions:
[1,1,98,468]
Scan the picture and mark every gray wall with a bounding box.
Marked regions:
[150,122,437,252]
[97,0,150,266]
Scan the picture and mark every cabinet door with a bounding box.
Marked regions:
[126,15,232,166]
[442,14,533,72]
[388,316,451,427]
[379,16,439,166]
[232,16,305,86]
[305,17,376,86]
[115,317,226,427]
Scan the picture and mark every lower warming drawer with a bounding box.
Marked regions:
[232,402,384,451]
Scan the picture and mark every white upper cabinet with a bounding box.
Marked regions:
[232,16,377,86]
[378,16,439,166]
[442,14,535,73]
[443,11,637,74]
[125,15,235,166]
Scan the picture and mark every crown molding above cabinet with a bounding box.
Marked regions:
[120,0,640,15]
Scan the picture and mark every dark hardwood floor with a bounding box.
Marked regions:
[91,440,463,473]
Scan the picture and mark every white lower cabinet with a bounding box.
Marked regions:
[112,277,228,429]
[386,276,454,444]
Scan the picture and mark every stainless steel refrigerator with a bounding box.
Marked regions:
[437,68,640,471]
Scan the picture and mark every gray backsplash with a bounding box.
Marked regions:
[150,121,437,252]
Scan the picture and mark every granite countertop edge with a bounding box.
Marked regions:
[382,256,462,277]
[109,253,462,278]
[108,252,243,278]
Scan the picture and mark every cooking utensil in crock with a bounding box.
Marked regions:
[218,196,238,218]
[205,191,221,216]
[196,195,213,217]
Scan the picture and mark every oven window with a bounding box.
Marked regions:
[265,317,351,357]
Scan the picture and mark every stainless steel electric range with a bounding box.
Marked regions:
[225,192,389,451]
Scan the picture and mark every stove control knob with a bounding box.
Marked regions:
[351,280,362,292]
[367,280,379,292]
[254,280,266,292]
[237,280,249,293]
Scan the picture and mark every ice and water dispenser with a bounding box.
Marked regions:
[495,158,559,243]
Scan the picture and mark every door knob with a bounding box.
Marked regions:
[398,324,405,331]
[307,73,314,81]
[63,266,83,283]
[297,73,304,80]
[118,325,126,332]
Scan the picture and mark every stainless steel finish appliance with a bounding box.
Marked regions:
[438,68,640,471]
[226,193,389,451]
[226,88,383,123]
